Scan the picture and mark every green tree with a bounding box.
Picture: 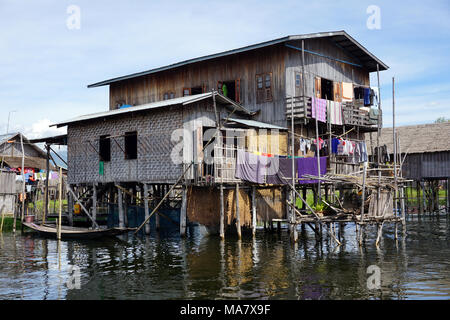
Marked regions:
[435,117,449,123]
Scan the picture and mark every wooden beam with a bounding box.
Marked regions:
[67,186,99,229]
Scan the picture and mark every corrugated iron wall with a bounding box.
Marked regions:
[402,151,450,180]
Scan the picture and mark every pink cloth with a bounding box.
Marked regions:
[312,97,327,123]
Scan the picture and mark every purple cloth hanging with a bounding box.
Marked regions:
[266,157,297,185]
[235,149,266,184]
[296,157,327,184]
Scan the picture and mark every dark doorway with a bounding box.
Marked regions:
[321,78,333,100]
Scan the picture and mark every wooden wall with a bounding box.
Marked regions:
[107,38,373,129]
[285,38,370,99]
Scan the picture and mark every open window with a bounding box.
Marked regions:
[321,78,333,100]
[218,79,240,103]
[99,135,111,162]
[190,86,203,95]
[124,131,137,160]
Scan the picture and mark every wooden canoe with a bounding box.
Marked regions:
[22,222,135,240]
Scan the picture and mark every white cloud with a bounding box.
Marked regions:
[16,119,66,140]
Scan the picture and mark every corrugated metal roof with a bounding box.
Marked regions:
[88,31,388,88]
[226,118,287,130]
[52,92,252,128]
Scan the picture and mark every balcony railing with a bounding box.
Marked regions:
[286,96,381,128]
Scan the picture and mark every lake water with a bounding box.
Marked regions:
[0,215,449,300]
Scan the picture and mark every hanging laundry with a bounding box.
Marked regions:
[235,149,267,184]
[299,138,307,156]
[359,141,368,163]
[342,82,353,101]
[331,138,340,154]
[266,157,296,185]
[364,88,371,106]
[327,101,343,125]
[311,97,327,123]
[297,157,327,184]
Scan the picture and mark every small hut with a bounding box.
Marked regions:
[367,122,450,214]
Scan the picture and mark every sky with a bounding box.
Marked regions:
[1,0,449,140]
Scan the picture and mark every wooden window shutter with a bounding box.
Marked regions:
[256,75,264,104]
[235,79,241,103]
[315,77,321,98]
[265,73,272,102]
[333,82,342,102]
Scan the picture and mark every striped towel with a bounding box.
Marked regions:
[327,101,343,125]
[312,97,327,122]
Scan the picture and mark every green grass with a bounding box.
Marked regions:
[0,217,22,232]
[27,199,68,213]
[404,187,447,206]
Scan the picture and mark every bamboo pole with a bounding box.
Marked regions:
[251,186,256,237]
[67,186,100,229]
[92,183,97,229]
[134,164,192,234]
[57,167,62,240]
[0,204,5,233]
[20,134,25,224]
[281,173,341,245]
[143,183,150,235]
[180,186,187,237]
[220,184,225,239]
[235,183,241,239]
[376,64,382,217]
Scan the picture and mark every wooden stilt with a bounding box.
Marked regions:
[57,167,63,239]
[220,184,225,239]
[180,186,187,237]
[251,186,256,237]
[376,222,384,247]
[143,183,150,235]
[92,183,97,229]
[235,184,241,239]
[447,178,450,214]
[67,185,74,226]
[43,144,50,225]
[118,185,125,228]
[156,186,161,230]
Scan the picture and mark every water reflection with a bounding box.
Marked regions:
[0,216,449,300]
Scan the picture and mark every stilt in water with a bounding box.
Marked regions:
[180,186,187,237]
[235,184,241,239]
[143,183,150,235]
[118,185,125,228]
[92,183,97,229]
[251,186,256,237]
[220,184,225,240]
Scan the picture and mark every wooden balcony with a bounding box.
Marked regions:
[286,96,381,128]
